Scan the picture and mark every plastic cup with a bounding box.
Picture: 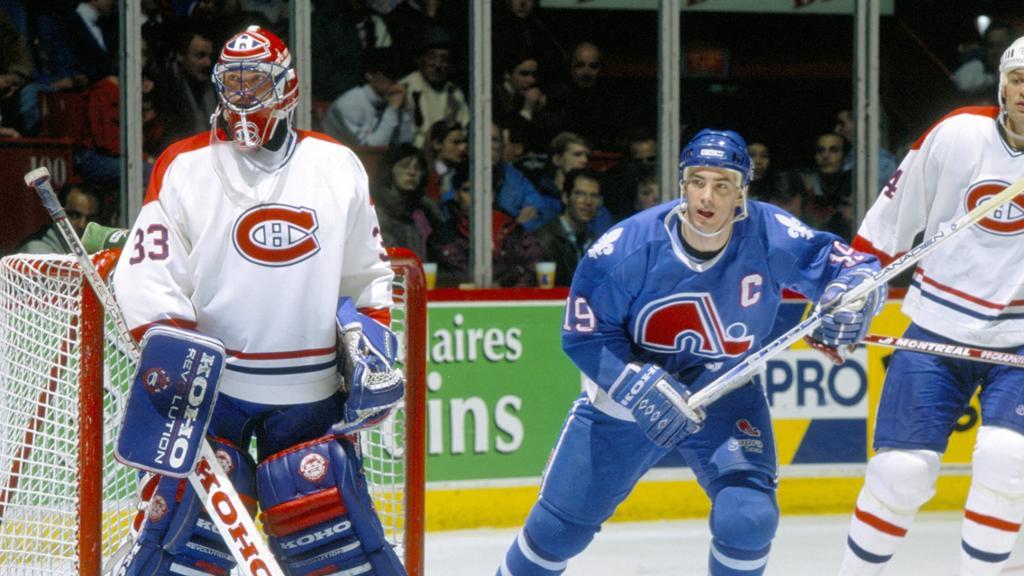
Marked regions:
[423,262,438,290]
[536,261,556,289]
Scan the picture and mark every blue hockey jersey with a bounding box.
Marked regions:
[562,199,880,416]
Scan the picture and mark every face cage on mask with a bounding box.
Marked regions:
[213,60,295,115]
[212,61,296,150]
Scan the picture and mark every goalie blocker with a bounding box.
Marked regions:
[115,325,224,477]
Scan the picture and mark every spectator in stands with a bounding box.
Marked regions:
[430,168,542,288]
[953,20,1015,101]
[54,0,119,85]
[495,50,548,153]
[493,0,565,81]
[800,131,852,231]
[534,168,602,287]
[399,25,470,150]
[631,168,661,215]
[598,128,657,222]
[186,0,254,48]
[311,0,392,103]
[492,120,561,233]
[372,143,444,262]
[16,184,100,254]
[529,131,612,235]
[834,106,899,193]
[153,25,216,149]
[0,8,33,135]
[746,140,804,216]
[424,119,467,202]
[386,1,466,75]
[323,47,412,146]
[544,41,622,151]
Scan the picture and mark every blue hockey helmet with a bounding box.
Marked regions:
[678,129,752,189]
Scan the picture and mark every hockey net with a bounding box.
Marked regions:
[0,247,426,575]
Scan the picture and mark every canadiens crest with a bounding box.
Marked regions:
[232,204,321,266]
[965,180,1024,236]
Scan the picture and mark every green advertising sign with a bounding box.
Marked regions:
[425,301,581,482]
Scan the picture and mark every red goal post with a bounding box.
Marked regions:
[0,247,426,575]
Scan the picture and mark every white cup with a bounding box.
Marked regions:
[536,261,556,289]
[423,262,438,290]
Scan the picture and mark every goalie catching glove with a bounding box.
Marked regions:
[610,363,705,447]
[332,297,404,434]
[805,268,887,365]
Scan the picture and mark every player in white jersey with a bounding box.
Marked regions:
[840,36,1024,576]
[111,26,406,575]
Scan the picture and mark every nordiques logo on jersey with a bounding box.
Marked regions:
[966,180,1024,236]
[634,293,754,357]
[233,204,320,266]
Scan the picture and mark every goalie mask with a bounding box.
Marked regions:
[677,129,752,235]
[212,26,298,150]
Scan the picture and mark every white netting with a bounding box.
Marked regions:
[0,254,136,574]
[0,252,423,575]
[360,261,411,560]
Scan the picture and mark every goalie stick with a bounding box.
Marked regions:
[862,334,1024,368]
[686,174,1024,414]
[23,167,285,576]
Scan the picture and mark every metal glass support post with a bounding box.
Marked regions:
[659,0,682,203]
[854,0,881,224]
[120,0,144,225]
[470,1,493,287]
[291,0,312,131]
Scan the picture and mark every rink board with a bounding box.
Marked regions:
[422,292,980,530]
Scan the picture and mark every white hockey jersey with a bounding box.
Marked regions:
[113,131,394,405]
[853,107,1024,347]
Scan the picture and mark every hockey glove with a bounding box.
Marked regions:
[805,268,887,365]
[610,363,705,447]
[332,297,405,434]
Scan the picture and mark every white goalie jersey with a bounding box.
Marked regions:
[113,131,394,405]
[853,106,1024,348]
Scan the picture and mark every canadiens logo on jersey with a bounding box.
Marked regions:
[634,293,754,357]
[965,180,1024,235]
[232,204,320,266]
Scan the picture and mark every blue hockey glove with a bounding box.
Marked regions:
[610,363,705,447]
[806,269,887,365]
[332,297,405,434]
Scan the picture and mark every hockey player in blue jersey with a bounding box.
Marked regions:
[496,128,887,576]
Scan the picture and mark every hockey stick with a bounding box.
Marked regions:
[23,168,285,576]
[862,334,1024,368]
[687,175,1024,412]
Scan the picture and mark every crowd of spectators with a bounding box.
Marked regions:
[3,1,1020,287]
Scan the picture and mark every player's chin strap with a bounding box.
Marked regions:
[999,111,1024,149]
[674,195,748,240]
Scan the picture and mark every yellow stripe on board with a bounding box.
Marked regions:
[425,475,973,531]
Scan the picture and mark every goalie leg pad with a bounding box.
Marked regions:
[114,437,257,576]
[707,474,778,576]
[257,435,405,575]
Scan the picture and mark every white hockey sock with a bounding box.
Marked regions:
[959,483,1024,576]
[839,487,916,576]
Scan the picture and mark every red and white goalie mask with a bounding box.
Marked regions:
[212,26,298,150]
